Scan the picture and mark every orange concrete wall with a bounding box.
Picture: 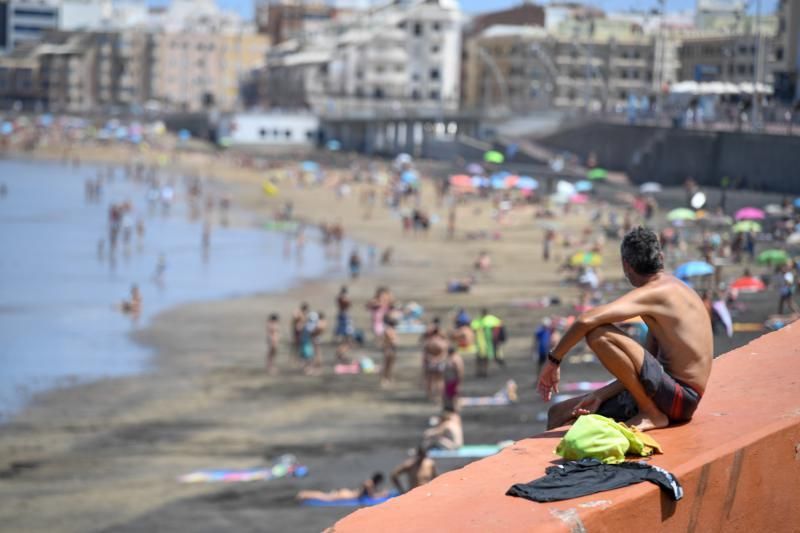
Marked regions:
[329,324,800,533]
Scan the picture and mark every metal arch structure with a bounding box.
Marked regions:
[475,45,511,116]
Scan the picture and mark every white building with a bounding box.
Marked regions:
[267,0,462,117]
[0,0,60,53]
[218,111,320,147]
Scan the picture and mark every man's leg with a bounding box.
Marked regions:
[585,325,668,431]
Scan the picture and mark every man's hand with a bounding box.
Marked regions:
[571,393,602,417]
[536,360,560,401]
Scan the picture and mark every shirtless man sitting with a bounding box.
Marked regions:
[537,227,713,431]
[391,447,437,494]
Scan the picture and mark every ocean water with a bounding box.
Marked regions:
[0,159,347,419]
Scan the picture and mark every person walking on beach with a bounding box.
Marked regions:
[310,312,327,374]
[349,249,362,279]
[292,303,309,362]
[381,308,399,387]
[442,346,464,412]
[266,314,280,375]
[391,447,437,494]
[778,262,798,315]
[540,227,713,432]
[421,319,448,400]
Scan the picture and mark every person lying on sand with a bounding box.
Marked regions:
[538,227,713,432]
[296,472,388,502]
[391,447,437,494]
[422,409,463,450]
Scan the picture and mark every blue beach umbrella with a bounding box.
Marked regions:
[401,170,419,184]
[1,122,13,135]
[575,180,593,192]
[301,160,320,172]
[794,198,800,209]
[326,139,341,151]
[178,129,191,142]
[516,176,539,190]
[674,261,714,279]
[490,173,508,190]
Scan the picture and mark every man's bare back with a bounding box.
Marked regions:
[635,274,712,394]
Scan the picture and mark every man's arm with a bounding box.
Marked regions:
[549,287,659,362]
[391,462,409,493]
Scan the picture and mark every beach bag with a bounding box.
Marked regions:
[556,414,662,465]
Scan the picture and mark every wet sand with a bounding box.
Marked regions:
[0,143,772,533]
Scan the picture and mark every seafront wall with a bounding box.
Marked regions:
[538,122,800,195]
[330,324,800,532]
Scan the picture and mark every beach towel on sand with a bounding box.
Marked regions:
[301,491,398,507]
[179,455,307,484]
[428,442,513,458]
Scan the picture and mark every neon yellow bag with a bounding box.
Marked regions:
[555,414,662,464]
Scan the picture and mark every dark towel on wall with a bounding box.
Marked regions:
[507,458,683,503]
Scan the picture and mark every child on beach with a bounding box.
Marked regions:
[266,314,280,375]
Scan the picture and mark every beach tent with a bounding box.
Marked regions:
[516,176,538,190]
[732,220,762,233]
[570,251,602,267]
[735,207,765,221]
[575,180,593,192]
[667,208,696,222]
[674,261,714,279]
[484,150,505,164]
[587,168,608,180]
[449,174,473,188]
[757,249,789,266]
[730,276,766,293]
[640,182,662,194]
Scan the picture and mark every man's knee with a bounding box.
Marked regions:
[586,325,613,350]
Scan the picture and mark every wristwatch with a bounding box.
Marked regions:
[547,350,561,366]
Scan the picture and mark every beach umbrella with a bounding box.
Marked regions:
[712,301,733,338]
[449,174,472,188]
[735,207,765,221]
[504,175,519,188]
[484,150,505,164]
[466,163,484,175]
[569,193,589,204]
[640,182,662,194]
[301,160,320,173]
[395,153,412,166]
[674,261,714,279]
[556,180,576,196]
[794,198,800,209]
[764,204,784,216]
[730,276,766,293]
[757,249,789,266]
[516,176,539,190]
[178,129,191,141]
[490,173,508,190]
[587,168,608,180]
[570,251,602,267]
[667,208,696,222]
[575,180,593,192]
[401,170,419,184]
[787,232,800,245]
[732,220,762,233]
[1,122,14,135]
[471,175,486,188]
[326,139,341,151]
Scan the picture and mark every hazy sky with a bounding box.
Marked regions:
[150,0,779,20]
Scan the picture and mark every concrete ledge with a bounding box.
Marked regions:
[330,325,800,532]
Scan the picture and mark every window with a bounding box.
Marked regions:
[356,70,363,80]
[374,87,384,98]
[431,45,439,54]
[621,70,628,79]
[432,22,440,31]
[306,130,315,140]
[737,65,745,75]
[411,89,420,100]
[414,23,422,36]
[429,68,439,80]
[12,9,56,19]
[285,130,291,139]
[259,128,267,138]
[632,70,639,79]
[429,89,439,99]
[619,90,627,99]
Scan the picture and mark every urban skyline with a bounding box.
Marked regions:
[147,0,782,19]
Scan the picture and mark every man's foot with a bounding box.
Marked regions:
[626,410,669,431]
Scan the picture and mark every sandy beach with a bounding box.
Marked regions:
[0,142,776,532]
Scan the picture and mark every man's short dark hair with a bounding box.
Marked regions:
[371,472,384,485]
[621,226,663,275]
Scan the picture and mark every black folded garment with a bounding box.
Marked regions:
[507,458,683,503]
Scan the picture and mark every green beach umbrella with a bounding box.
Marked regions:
[667,208,696,222]
[732,220,762,233]
[484,150,505,164]
[757,249,789,266]
[587,168,608,180]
